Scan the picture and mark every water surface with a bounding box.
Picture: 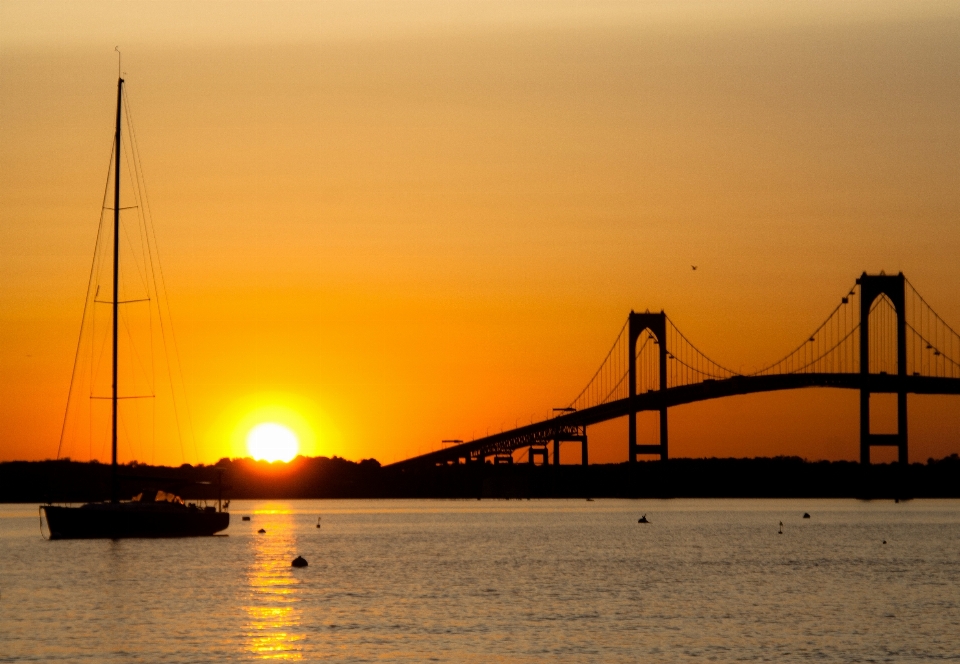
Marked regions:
[2,499,959,662]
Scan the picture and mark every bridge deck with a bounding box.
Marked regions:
[387,374,960,469]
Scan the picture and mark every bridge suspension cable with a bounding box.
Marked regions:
[567,318,631,412]
[906,279,960,378]
[566,314,741,412]
[563,278,960,417]
[751,282,861,376]
[663,316,737,387]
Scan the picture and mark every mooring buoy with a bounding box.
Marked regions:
[292,556,308,567]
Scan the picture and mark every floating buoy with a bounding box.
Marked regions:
[316,516,322,529]
[778,521,783,535]
[803,513,811,519]
[882,540,887,544]
[242,516,251,521]
[292,556,308,567]
[258,528,266,534]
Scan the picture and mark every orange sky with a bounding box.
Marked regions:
[2,1,960,466]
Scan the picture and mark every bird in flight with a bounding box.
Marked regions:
[691,265,698,271]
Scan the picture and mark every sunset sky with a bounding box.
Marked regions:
[2,0,959,467]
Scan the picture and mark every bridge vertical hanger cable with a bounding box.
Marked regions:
[904,279,960,378]
[752,282,861,376]
[568,318,630,411]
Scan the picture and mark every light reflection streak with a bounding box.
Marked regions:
[243,510,304,660]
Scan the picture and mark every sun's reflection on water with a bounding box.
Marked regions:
[243,508,304,660]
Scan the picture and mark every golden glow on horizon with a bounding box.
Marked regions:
[247,423,299,463]
[217,393,334,462]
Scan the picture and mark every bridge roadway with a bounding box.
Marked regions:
[387,374,960,469]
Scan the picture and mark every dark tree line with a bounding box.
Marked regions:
[1,454,958,502]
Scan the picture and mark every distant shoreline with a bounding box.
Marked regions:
[2,454,958,502]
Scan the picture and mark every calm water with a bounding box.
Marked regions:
[1,499,959,662]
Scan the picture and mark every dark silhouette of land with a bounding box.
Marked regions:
[2,454,959,502]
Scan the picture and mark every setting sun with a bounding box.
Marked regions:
[246,423,299,463]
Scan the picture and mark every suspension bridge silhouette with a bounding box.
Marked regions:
[390,273,960,469]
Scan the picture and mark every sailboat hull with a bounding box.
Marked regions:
[42,504,229,539]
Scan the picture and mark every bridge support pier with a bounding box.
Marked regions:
[628,312,669,462]
[551,429,589,466]
[528,446,549,465]
[858,272,909,465]
[629,409,669,463]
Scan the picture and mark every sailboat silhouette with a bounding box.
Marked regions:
[41,75,229,539]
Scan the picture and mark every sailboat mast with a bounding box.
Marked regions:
[111,77,124,504]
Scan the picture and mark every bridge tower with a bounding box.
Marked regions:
[858,272,908,465]
[628,311,668,462]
